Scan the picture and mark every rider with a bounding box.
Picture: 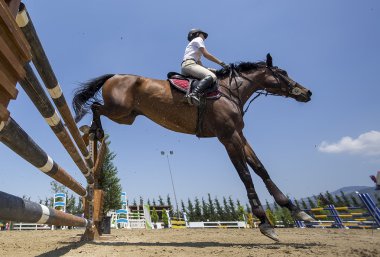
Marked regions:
[181,28,228,105]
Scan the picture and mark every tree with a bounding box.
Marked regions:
[245,203,251,214]
[152,198,157,206]
[334,195,345,207]
[350,195,360,207]
[99,141,122,214]
[147,199,151,206]
[294,199,301,210]
[194,197,202,221]
[139,196,144,206]
[223,197,232,220]
[281,207,294,228]
[66,194,76,214]
[301,199,308,209]
[187,198,195,221]
[246,213,254,228]
[228,196,238,220]
[207,194,217,221]
[236,200,246,221]
[265,208,276,226]
[340,191,351,207]
[162,209,169,228]
[167,195,173,216]
[214,197,224,221]
[324,191,336,205]
[181,200,186,216]
[201,198,210,221]
[158,195,164,206]
[151,208,159,227]
[307,197,316,208]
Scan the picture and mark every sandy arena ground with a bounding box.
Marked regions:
[0,228,379,257]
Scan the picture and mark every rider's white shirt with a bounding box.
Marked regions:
[183,37,205,63]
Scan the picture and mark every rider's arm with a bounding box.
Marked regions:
[199,47,222,65]
[199,47,225,67]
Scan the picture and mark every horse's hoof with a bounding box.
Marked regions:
[259,223,280,242]
[292,210,315,222]
[79,125,90,134]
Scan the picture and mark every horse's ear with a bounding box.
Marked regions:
[266,53,273,67]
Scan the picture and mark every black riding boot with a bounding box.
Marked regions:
[186,75,214,106]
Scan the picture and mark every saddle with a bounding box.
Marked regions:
[167,72,221,99]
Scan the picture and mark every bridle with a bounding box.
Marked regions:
[218,65,301,116]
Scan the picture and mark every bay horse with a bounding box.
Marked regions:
[72,54,314,241]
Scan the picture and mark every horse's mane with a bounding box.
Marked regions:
[216,61,266,79]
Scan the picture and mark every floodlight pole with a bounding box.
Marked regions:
[161,150,179,218]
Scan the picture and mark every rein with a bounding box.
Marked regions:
[218,66,279,116]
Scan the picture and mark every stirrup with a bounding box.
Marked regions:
[186,93,200,106]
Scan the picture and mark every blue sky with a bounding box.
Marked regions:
[1,0,379,207]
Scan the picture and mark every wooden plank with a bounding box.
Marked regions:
[0,1,31,62]
[93,190,104,222]
[0,67,18,100]
[0,103,10,122]
[0,35,26,78]
[4,0,21,17]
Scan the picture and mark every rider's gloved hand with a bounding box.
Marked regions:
[220,62,229,69]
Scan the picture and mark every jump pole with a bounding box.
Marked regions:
[18,63,94,185]
[16,3,94,170]
[0,117,87,197]
[0,190,91,227]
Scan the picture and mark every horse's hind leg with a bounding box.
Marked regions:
[218,131,279,242]
[89,102,105,140]
[241,135,314,222]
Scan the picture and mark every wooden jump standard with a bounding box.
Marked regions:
[0,1,107,240]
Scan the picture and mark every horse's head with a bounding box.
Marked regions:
[262,54,312,102]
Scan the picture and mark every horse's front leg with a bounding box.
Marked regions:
[241,134,314,222]
[218,131,279,242]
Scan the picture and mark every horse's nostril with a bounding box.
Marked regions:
[307,90,312,97]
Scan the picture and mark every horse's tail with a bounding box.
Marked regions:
[72,74,115,123]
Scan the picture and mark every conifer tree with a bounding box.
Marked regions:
[99,141,122,214]
[294,199,301,210]
[187,198,195,221]
[158,195,164,206]
[147,199,151,206]
[265,208,276,226]
[307,197,316,208]
[324,191,336,205]
[181,200,186,215]
[207,194,216,221]
[132,199,137,206]
[228,196,238,220]
[301,198,308,209]
[223,197,232,220]
[201,198,210,221]
[194,197,202,221]
[350,195,360,207]
[340,191,351,207]
[236,200,246,221]
[214,197,224,221]
[281,207,294,227]
[152,198,157,206]
[166,195,173,216]
[151,208,159,225]
[245,203,251,214]
[265,199,272,212]
[334,195,345,207]
[66,194,76,214]
[139,196,144,206]
[162,209,169,227]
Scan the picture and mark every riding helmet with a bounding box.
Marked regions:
[187,28,208,41]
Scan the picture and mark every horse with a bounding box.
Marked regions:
[72,54,314,241]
